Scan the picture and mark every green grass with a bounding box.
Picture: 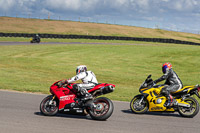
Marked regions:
[0,37,30,42]
[0,43,200,101]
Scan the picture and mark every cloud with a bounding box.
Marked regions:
[0,0,16,11]
[1,0,200,33]
[2,0,199,17]
[42,0,151,14]
[0,0,38,15]
[43,0,99,12]
[158,0,200,12]
[170,0,199,11]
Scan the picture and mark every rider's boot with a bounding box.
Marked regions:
[80,88,93,101]
[166,94,177,107]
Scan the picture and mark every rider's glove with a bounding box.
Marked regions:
[58,80,68,87]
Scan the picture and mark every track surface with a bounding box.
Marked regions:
[0,90,200,133]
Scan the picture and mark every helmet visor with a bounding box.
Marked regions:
[162,65,168,74]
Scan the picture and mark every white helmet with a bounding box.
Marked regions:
[76,65,87,74]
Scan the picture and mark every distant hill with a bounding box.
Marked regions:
[0,17,200,43]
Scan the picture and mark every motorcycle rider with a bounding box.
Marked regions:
[58,65,98,101]
[34,34,40,41]
[153,62,183,106]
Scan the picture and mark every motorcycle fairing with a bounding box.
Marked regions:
[173,85,195,94]
[143,87,169,111]
[50,82,115,110]
[143,86,190,112]
[50,85,76,110]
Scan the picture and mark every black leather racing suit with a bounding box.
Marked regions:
[154,68,183,97]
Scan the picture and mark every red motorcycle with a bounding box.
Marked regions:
[40,80,115,120]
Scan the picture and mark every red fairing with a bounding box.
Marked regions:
[50,83,76,110]
[50,81,115,110]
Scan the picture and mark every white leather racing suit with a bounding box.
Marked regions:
[67,71,98,95]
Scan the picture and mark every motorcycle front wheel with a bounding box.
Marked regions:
[130,96,148,114]
[88,97,114,121]
[178,97,199,118]
[40,95,59,116]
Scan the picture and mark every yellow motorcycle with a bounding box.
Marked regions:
[130,75,200,118]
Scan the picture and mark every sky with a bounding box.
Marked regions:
[0,0,200,34]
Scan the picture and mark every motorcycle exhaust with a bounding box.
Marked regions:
[178,103,190,108]
[101,85,115,94]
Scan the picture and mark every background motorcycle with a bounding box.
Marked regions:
[30,35,40,43]
[40,81,115,120]
[130,75,200,118]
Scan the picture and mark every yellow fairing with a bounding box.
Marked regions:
[142,85,192,112]
[143,86,171,112]
[143,86,176,112]
[173,85,195,93]
[148,96,169,111]
[154,88,161,95]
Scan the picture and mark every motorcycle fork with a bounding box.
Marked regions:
[49,95,56,105]
[138,96,144,105]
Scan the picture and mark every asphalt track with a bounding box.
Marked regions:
[0,90,200,133]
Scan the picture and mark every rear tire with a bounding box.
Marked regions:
[130,96,148,114]
[40,95,59,116]
[88,97,114,121]
[178,97,199,118]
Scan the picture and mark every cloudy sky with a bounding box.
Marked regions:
[0,0,200,33]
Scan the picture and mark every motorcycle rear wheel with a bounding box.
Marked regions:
[40,95,59,116]
[178,97,199,118]
[88,97,114,121]
[130,96,148,114]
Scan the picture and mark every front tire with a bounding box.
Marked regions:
[178,97,199,118]
[130,96,148,114]
[40,95,59,116]
[88,97,114,121]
